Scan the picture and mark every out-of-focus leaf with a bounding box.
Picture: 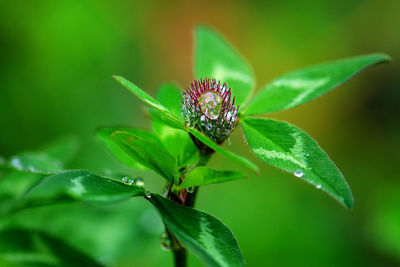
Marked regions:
[242,117,353,208]
[2,136,79,175]
[113,75,185,129]
[151,84,198,165]
[16,170,145,210]
[177,167,245,189]
[97,127,163,170]
[244,53,391,115]
[149,194,245,267]
[111,131,177,182]
[0,228,102,266]
[195,26,255,106]
[187,128,258,173]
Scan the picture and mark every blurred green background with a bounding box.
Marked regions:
[1,0,399,266]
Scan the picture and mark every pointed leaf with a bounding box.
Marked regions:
[177,167,245,189]
[242,117,353,208]
[195,26,255,106]
[113,75,185,129]
[188,128,259,173]
[244,53,391,115]
[111,131,177,182]
[16,170,145,210]
[149,194,245,267]
[97,127,163,170]
[151,84,198,165]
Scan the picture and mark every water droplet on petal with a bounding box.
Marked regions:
[294,169,304,178]
[200,115,206,121]
[316,184,322,189]
[199,91,222,120]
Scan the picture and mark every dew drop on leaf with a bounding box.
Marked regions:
[122,177,128,183]
[135,177,145,187]
[294,169,304,178]
[316,184,322,189]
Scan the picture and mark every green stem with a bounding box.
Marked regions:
[168,150,212,267]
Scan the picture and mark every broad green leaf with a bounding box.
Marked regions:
[0,228,102,266]
[152,84,198,165]
[111,131,178,182]
[195,26,255,106]
[149,194,245,267]
[187,128,259,173]
[241,117,353,208]
[2,136,79,174]
[16,170,145,210]
[113,75,185,129]
[97,127,163,170]
[244,53,391,115]
[176,167,245,189]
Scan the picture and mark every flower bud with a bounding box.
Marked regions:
[181,78,238,151]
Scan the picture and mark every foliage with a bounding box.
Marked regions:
[0,26,389,267]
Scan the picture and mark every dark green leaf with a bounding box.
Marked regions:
[149,194,245,267]
[113,75,185,129]
[97,127,163,170]
[16,170,145,210]
[151,84,198,165]
[195,26,255,106]
[244,53,391,115]
[111,131,178,182]
[188,128,259,172]
[242,117,353,208]
[0,228,102,266]
[177,167,245,189]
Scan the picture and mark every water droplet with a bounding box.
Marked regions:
[128,179,134,185]
[27,165,35,172]
[294,169,304,178]
[316,184,322,189]
[187,187,194,193]
[306,153,310,157]
[206,123,212,131]
[10,157,23,170]
[145,191,152,199]
[135,178,144,187]
[122,177,128,183]
[160,233,171,251]
[199,91,222,120]
[226,111,232,120]
[200,115,206,121]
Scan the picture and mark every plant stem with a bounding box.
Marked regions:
[168,150,212,267]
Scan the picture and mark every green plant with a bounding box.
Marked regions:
[0,26,390,266]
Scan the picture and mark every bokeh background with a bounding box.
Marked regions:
[1,0,399,266]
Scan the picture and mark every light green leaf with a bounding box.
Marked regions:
[195,26,255,106]
[188,128,259,173]
[244,53,391,115]
[3,136,79,174]
[111,131,178,182]
[242,117,353,208]
[176,167,245,189]
[113,75,185,129]
[97,127,163,170]
[16,170,145,210]
[0,228,102,266]
[149,194,245,267]
[151,84,198,165]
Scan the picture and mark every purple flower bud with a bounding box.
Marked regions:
[181,78,239,147]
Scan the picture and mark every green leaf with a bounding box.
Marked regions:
[111,131,178,182]
[3,136,79,175]
[195,26,255,106]
[16,170,145,210]
[97,127,163,170]
[241,117,353,208]
[0,228,102,266]
[244,53,391,115]
[176,167,245,189]
[149,194,245,267]
[113,75,185,129]
[188,127,259,173]
[152,84,198,165]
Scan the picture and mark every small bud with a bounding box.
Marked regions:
[181,78,238,151]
